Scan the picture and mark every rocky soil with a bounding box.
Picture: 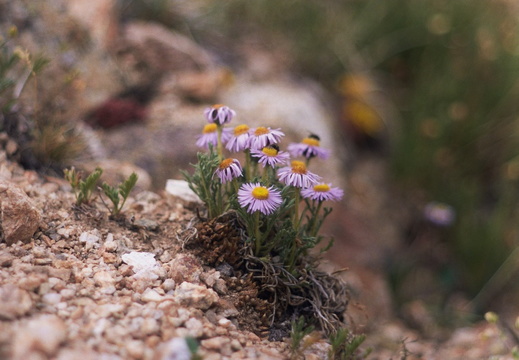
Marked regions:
[0,154,302,360]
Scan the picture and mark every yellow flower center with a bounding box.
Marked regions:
[251,186,269,200]
[254,127,269,136]
[302,137,320,147]
[262,147,278,157]
[219,158,234,169]
[203,123,217,133]
[234,124,250,136]
[291,161,307,174]
[212,104,224,109]
[313,184,330,192]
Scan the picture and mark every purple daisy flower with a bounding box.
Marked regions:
[424,202,456,227]
[204,104,236,125]
[288,134,330,160]
[247,126,285,150]
[301,183,344,202]
[277,160,321,188]
[238,182,283,215]
[226,124,252,152]
[250,145,290,168]
[214,158,243,183]
[196,123,232,149]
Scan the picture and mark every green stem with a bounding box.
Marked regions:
[293,188,301,232]
[231,178,239,194]
[310,201,323,237]
[200,169,215,218]
[216,125,224,161]
[288,236,299,273]
[261,166,269,184]
[254,211,262,255]
[252,161,259,179]
[245,149,251,181]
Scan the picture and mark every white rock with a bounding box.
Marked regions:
[12,315,67,358]
[80,266,94,278]
[156,337,192,360]
[79,231,100,250]
[96,303,125,318]
[218,318,232,328]
[0,284,33,319]
[165,179,202,203]
[104,233,118,252]
[126,339,145,359]
[141,317,160,335]
[57,227,76,239]
[201,336,230,350]
[184,317,204,338]
[92,318,110,338]
[173,282,218,310]
[93,270,115,287]
[99,285,116,295]
[141,288,163,302]
[42,292,62,305]
[121,251,160,280]
[60,288,76,300]
[200,269,220,287]
[162,278,176,292]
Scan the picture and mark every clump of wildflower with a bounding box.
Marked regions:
[301,183,344,202]
[278,160,321,188]
[251,144,290,168]
[288,134,330,160]
[248,126,285,150]
[226,124,252,153]
[196,123,232,149]
[238,182,282,215]
[215,158,242,183]
[204,104,235,125]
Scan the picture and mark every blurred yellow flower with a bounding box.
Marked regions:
[337,73,375,98]
[343,100,383,136]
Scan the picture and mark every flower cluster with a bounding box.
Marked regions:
[188,104,344,263]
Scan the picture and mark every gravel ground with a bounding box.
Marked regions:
[0,151,334,359]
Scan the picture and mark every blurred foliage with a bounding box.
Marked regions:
[346,0,519,308]
[0,26,48,113]
[176,0,519,310]
[0,25,86,172]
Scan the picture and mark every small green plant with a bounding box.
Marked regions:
[289,316,316,359]
[100,172,138,216]
[185,337,203,360]
[182,147,224,219]
[0,26,49,113]
[64,167,103,205]
[327,328,370,360]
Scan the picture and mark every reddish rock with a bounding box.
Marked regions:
[0,180,41,245]
[168,253,203,284]
[88,98,147,129]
